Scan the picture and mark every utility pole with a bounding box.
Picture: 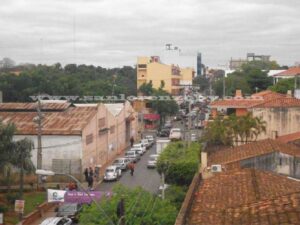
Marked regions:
[188,102,192,147]
[161,172,165,200]
[222,74,226,99]
[36,97,43,170]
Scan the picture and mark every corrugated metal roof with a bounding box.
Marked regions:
[0,106,97,135]
[0,102,71,111]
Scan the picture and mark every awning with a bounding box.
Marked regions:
[143,114,160,120]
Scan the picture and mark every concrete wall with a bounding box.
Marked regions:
[252,107,300,140]
[13,135,82,171]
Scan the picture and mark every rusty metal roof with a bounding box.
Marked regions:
[0,106,97,135]
[0,102,71,111]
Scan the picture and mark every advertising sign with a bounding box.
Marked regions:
[47,189,66,202]
[64,191,112,204]
[14,200,25,213]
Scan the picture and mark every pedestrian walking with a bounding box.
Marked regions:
[84,168,89,182]
[87,175,94,190]
[130,136,134,147]
[128,162,135,176]
[89,167,94,178]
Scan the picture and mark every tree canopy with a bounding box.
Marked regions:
[0,64,137,102]
[269,78,294,94]
[79,185,178,225]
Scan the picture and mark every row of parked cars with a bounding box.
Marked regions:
[103,135,155,181]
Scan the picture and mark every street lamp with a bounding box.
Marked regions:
[35,169,115,225]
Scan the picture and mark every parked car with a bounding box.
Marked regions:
[191,133,197,142]
[103,165,122,181]
[56,203,82,222]
[157,128,170,137]
[169,128,182,141]
[147,154,159,168]
[125,150,140,162]
[133,143,146,153]
[141,139,151,149]
[164,120,172,129]
[40,217,72,225]
[131,147,144,156]
[145,135,155,146]
[112,157,130,170]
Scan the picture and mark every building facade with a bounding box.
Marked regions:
[137,56,195,95]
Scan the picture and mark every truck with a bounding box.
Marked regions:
[156,139,170,155]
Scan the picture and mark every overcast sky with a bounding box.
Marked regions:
[0,0,300,68]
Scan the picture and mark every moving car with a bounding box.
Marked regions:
[157,128,170,137]
[56,203,82,222]
[145,135,155,146]
[169,128,182,141]
[112,157,130,170]
[133,143,146,153]
[147,154,159,168]
[103,165,122,181]
[125,150,140,163]
[40,217,72,225]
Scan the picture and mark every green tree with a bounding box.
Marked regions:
[79,185,177,225]
[193,76,210,93]
[269,78,294,94]
[138,81,153,95]
[12,138,35,199]
[157,142,200,186]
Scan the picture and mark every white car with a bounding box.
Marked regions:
[131,147,144,156]
[125,150,140,162]
[133,143,146,153]
[103,165,122,181]
[169,128,182,141]
[40,217,72,225]
[191,133,197,142]
[147,154,159,168]
[145,135,155,146]
[141,139,150,149]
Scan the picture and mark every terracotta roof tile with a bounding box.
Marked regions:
[253,97,300,108]
[208,139,300,166]
[210,99,264,108]
[274,67,300,77]
[251,90,287,100]
[188,169,300,225]
[277,132,300,144]
[0,106,97,135]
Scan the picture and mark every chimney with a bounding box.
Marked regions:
[235,89,242,98]
[271,130,278,140]
[287,90,292,97]
[201,152,208,171]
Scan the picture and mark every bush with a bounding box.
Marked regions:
[5,193,20,204]
[157,142,200,186]
[165,185,188,210]
[0,205,8,213]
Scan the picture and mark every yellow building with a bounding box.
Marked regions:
[137,56,195,95]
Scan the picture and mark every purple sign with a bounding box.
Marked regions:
[64,191,112,204]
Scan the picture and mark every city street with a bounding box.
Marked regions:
[97,143,162,194]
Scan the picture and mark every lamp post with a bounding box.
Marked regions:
[35,169,115,225]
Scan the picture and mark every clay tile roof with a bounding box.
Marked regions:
[253,97,300,108]
[210,99,264,108]
[188,169,300,225]
[274,67,300,77]
[277,131,300,144]
[0,106,97,135]
[251,90,287,100]
[208,139,300,166]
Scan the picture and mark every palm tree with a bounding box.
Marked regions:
[12,138,35,199]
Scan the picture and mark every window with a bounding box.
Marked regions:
[98,118,105,128]
[145,102,152,108]
[86,134,93,145]
[138,64,147,68]
[110,125,115,134]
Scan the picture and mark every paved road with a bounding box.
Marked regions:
[97,143,161,194]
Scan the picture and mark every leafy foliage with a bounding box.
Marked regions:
[165,185,188,210]
[203,114,266,147]
[157,142,200,186]
[269,78,294,94]
[79,185,177,225]
[0,64,137,102]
